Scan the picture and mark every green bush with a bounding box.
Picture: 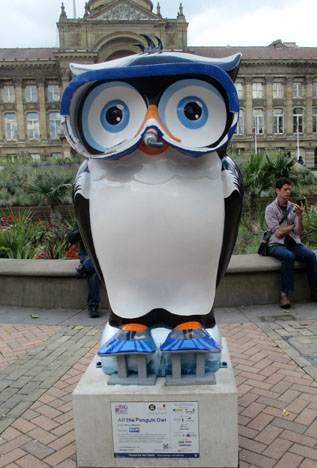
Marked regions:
[0,210,77,259]
[0,154,81,207]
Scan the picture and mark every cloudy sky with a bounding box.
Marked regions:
[0,0,316,48]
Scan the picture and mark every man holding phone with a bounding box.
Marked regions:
[265,177,317,308]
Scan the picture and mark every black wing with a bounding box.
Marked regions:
[216,155,244,287]
[73,161,105,285]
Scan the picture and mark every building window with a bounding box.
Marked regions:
[253,108,264,134]
[47,85,60,102]
[27,112,40,139]
[293,82,303,98]
[235,82,244,99]
[25,85,38,102]
[2,85,15,103]
[293,108,303,133]
[236,109,244,134]
[252,82,264,99]
[273,108,284,134]
[4,113,18,140]
[313,82,317,99]
[273,82,284,99]
[313,108,317,133]
[49,112,61,139]
[51,152,63,158]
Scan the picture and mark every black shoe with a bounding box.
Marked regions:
[88,305,100,318]
[311,290,317,302]
[280,294,291,309]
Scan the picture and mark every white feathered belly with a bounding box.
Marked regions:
[89,150,226,319]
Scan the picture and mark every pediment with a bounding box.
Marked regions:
[88,0,159,21]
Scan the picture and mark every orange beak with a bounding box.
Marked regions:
[137,105,180,155]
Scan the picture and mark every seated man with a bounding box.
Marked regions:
[69,222,100,318]
[265,177,317,308]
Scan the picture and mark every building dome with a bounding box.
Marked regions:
[88,0,153,13]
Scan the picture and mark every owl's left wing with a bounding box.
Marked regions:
[217,155,244,286]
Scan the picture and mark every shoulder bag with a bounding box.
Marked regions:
[258,203,294,256]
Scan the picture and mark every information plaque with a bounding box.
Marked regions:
[111,401,199,458]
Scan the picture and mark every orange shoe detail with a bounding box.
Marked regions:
[122,323,147,331]
[175,321,202,330]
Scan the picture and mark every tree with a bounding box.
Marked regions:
[27,174,72,222]
[239,151,273,232]
[265,152,298,185]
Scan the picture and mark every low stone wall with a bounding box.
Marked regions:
[0,254,314,309]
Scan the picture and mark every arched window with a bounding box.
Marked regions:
[253,108,264,134]
[25,85,38,102]
[293,82,303,98]
[2,85,15,103]
[293,108,303,133]
[27,113,40,139]
[273,82,284,99]
[273,108,284,134]
[47,85,60,102]
[49,112,61,139]
[235,109,244,134]
[4,113,17,140]
[313,108,317,133]
[235,82,244,99]
[252,82,263,99]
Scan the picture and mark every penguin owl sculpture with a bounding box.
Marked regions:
[61,36,244,382]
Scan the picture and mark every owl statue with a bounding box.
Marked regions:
[61,36,243,384]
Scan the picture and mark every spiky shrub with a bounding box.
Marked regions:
[27,174,73,222]
[0,210,76,259]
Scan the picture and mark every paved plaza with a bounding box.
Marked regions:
[0,303,316,468]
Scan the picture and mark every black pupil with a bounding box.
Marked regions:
[184,101,202,120]
[106,106,123,125]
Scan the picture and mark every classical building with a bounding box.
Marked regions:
[1,0,317,166]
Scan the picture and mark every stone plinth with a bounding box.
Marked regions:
[73,339,238,468]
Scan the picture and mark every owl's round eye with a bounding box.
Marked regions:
[158,79,228,148]
[100,100,128,131]
[80,82,146,153]
[177,97,208,128]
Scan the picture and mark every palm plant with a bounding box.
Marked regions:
[239,151,273,232]
[27,174,72,222]
[265,152,298,186]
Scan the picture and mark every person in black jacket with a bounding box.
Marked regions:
[69,222,100,318]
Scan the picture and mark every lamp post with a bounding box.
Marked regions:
[253,126,257,155]
[296,116,300,160]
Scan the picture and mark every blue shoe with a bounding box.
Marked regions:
[160,321,221,353]
[98,323,156,356]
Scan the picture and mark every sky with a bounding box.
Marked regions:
[0,0,316,49]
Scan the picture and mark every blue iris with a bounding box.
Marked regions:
[100,100,129,133]
[177,96,208,129]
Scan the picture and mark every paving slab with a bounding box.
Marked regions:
[0,303,316,468]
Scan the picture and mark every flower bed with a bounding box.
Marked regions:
[1,200,317,259]
[0,210,76,259]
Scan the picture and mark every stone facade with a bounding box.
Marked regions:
[190,42,317,167]
[0,1,317,167]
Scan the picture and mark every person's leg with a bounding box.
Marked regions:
[80,253,100,316]
[268,245,295,308]
[80,254,95,275]
[86,272,100,307]
[289,244,317,298]
[268,245,295,293]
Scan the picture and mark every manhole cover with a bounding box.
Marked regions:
[259,314,296,322]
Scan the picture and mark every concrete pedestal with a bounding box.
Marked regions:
[73,339,238,468]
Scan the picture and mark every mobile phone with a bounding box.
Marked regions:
[296,198,306,206]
